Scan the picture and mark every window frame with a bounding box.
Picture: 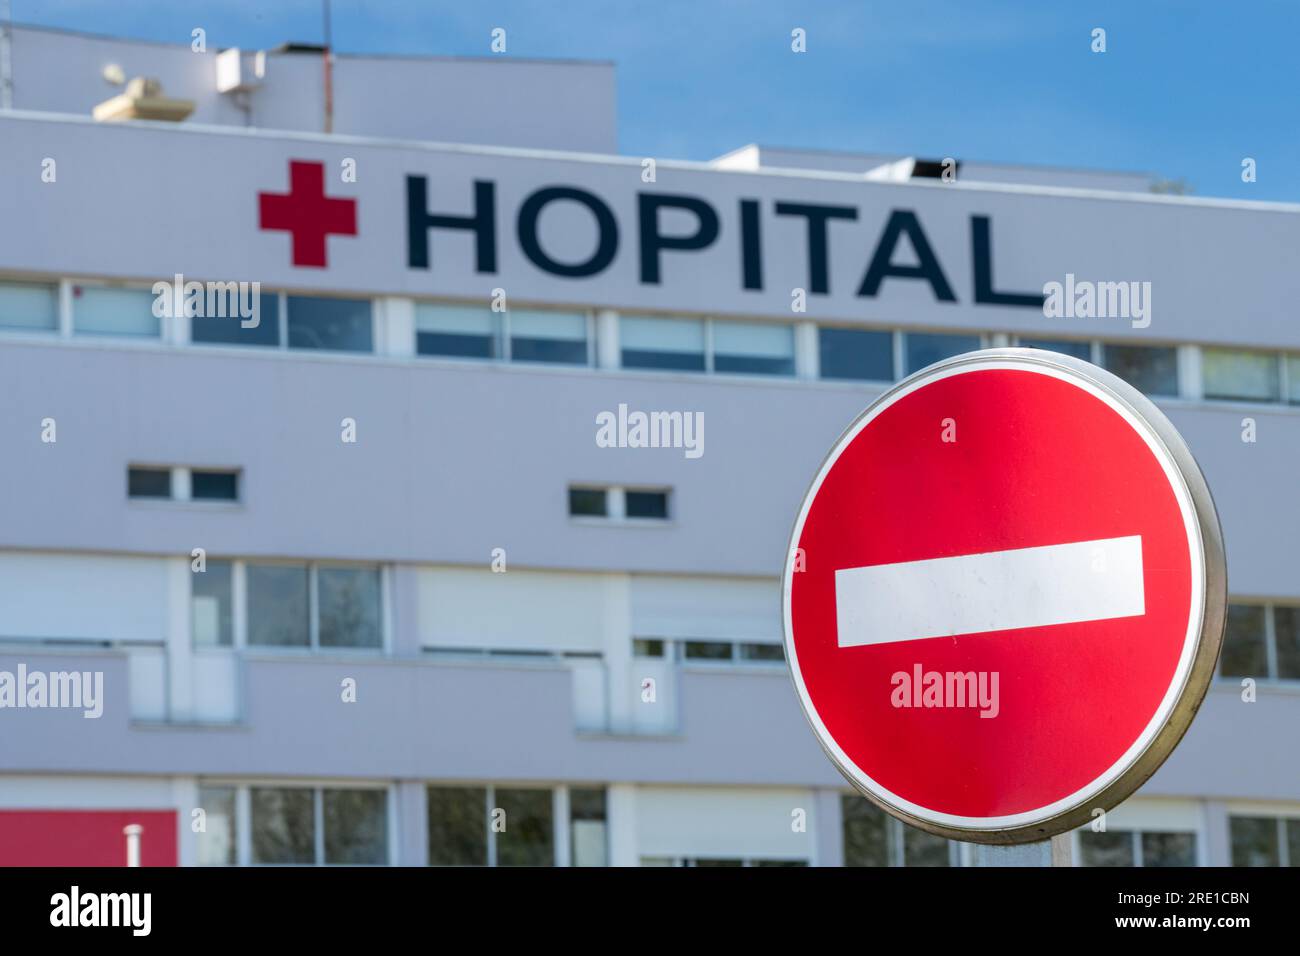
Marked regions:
[1217,602,1300,683]
[0,276,61,338]
[197,558,390,654]
[68,278,165,342]
[197,780,394,866]
[423,784,606,867]
[567,484,672,525]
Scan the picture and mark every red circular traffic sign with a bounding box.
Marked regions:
[782,349,1225,844]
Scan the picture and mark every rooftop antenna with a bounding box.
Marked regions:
[322,0,333,133]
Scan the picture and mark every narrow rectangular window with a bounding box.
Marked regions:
[904,332,981,375]
[569,789,608,867]
[625,489,669,520]
[1202,348,1280,402]
[73,286,160,338]
[287,296,373,352]
[1274,607,1300,680]
[1219,604,1268,678]
[415,304,500,359]
[192,289,280,347]
[191,470,239,501]
[196,785,237,865]
[192,559,234,648]
[568,486,608,517]
[509,309,588,365]
[620,315,706,371]
[128,466,172,499]
[0,280,58,332]
[818,327,893,381]
[684,640,732,661]
[1101,344,1179,397]
[712,321,795,376]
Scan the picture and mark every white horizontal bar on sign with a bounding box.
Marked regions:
[834,535,1145,648]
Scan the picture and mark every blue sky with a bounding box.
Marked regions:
[16,1,1300,201]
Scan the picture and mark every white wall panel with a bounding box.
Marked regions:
[635,786,814,860]
[0,552,169,643]
[630,576,781,643]
[416,567,616,652]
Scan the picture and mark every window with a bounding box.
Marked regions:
[568,487,608,517]
[569,485,670,522]
[323,789,388,864]
[1078,829,1197,866]
[509,309,587,365]
[1142,831,1197,867]
[1203,348,1281,402]
[1219,603,1300,680]
[191,470,239,501]
[192,559,233,648]
[842,794,956,866]
[1230,815,1300,867]
[245,562,383,650]
[1019,337,1092,361]
[317,566,383,649]
[197,785,236,865]
[1276,608,1300,679]
[818,327,894,381]
[248,786,388,866]
[192,289,280,347]
[1287,355,1300,404]
[1078,829,1132,866]
[247,563,311,648]
[416,304,500,359]
[842,794,890,866]
[739,642,784,662]
[713,321,795,376]
[1101,343,1179,396]
[904,332,981,375]
[632,638,665,658]
[621,315,706,371]
[251,787,315,864]
[1219,604,1267,678]
[427,787,489,866]
[570,789,608,867]
[684,640,733,661]
[426,785,573,867]
[495,788,554,867]
[0,280,58,332]
[127,466,171,499]
[625,489,669,520]
[73,285,160,337]
[287,295,373,352]
[642,857,807,867]
[129,465,240,503]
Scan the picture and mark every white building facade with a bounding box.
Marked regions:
[0,25,1297,867]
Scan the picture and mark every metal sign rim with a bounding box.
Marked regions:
[780,347,1227,845]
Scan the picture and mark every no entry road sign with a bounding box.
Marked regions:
[782,348,1226,844]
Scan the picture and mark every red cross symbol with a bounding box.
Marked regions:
[258,160,357,268]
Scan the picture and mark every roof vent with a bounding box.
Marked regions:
[92,76,195,123]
